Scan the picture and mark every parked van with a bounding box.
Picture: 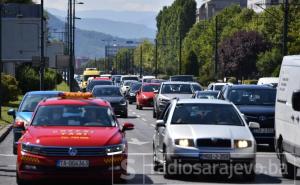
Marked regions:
[275,55,300,179]
[258,77,279,87]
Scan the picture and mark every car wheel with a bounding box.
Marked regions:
[129,101,132,105]
[281,153,297,179]
[153,144,161,171]
[139,105,143,110]
[163,149,174,179]
[153,109,156,118]
[13,145,17,155]
[16,173,29,185]
[136,104,139,110]
[122,112,128,118]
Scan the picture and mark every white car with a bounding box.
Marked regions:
[120,80,136,95]
[207,82,232,91]
[153,99,257,180]
[142,76,155,83]
[257,77,279,87]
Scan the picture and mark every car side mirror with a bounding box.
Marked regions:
[122,122,134,132]
[249,122,260,129]
[8,109,16,118]
[292,90,300,111]
[156,120,165,128]
[154,90,159,94]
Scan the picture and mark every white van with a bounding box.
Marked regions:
[257,77,279,86]
[275,55,300,179]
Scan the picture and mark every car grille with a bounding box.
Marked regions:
[40,147,107,156]
[110,103,120,107]
[197,138,231,148]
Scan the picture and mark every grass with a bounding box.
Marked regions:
[55,81,70,92]
[0,96,22,127]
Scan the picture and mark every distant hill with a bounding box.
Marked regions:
[47,8,157,30]
[47,8,156,39]
[47,13,129,58]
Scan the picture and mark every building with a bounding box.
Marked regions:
[248,0,280,13]
[105,42,138,58]
[1,4,65,76]
[197,0,247,21]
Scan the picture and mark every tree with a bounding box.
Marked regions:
[133,40,154,75]
[185,50,199,76]
[257,48,282,77]
[218,30,270,80]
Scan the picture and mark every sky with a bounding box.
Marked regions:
[33,0,203,12]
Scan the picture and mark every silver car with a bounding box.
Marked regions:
[153,99,258,180]
[153,82,194,118]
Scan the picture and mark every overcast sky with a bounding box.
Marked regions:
[34,0,203,12]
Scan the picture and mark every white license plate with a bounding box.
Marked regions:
[252,128,274,134]
[200,153,230,161]
[57,160,89,168]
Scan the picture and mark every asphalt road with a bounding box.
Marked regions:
[0,104,299,185]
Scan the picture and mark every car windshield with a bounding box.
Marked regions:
[130,83,142,91]
[84,75,99,81]
[161,84,192,94]
[19,94,58,112]
[114,76,121,82]
[197,92,219,99]
[87,81,113,91]
[228,89,276,105]
[142,85,160,92]
[214,85,224,91]
[171,76,193,82]
[192,84,202,91]
[93,87,122,97]
[32,105,116,127]
[124,81,134,86]
[122,77,138,81]
[171,104,243,126]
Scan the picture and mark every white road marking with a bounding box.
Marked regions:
[136,115,141,118]
[0,154,15,157]
[132,112,136,115]
[128,138,149,146]
[142,118,147,122]
[151,124,156,128]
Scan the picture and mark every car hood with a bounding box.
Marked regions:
[160,94,193,100]
[142,92,155,98]
[16,112,33,123]
[96,96,124,103]
[237,105,274,116]
[169,125,253,140]
[22,126,122,147]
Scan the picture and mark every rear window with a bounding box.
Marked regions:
[142,85,160,92]
[122,77,139,81]
[170,76,193,82]
[161,84,192,94]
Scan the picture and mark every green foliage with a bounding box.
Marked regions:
[257,48,282,77]
[156,0,197,75]
[243,80,258,85]
[133,40,154,75]
[16,65,62,93]
[1,73,20,104]
[184,50,199,76]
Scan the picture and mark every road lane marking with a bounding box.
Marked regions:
[151,124,155,128]
[132,112,136,115]
[142,118,147,122]
[128,138,149,145]
[0,154,15,157]
[136,115,141,118]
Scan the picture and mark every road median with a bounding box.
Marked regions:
[0,124,12,142]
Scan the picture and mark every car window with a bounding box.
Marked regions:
[19,94,58,112]
[142,85,160,92]
[228,89,276,105]
[197,92,218,99]
[192,84,202,92]
[32,105,116,127]
[130,83,142,91]
[214,85,224,91]
[161,84,192,94]
[93,87,122,97]
[171,104,244,126]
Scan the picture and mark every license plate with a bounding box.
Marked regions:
[57,160,89,168]
[252,128,274,134]
[200,153,230,161]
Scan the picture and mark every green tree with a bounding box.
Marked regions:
[184,50,199,76]
[133,40,154,75]
[257,48,282,77]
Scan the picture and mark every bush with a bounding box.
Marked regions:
[16,65,62,94]
[1,73,20,104]
[243,79,258,85]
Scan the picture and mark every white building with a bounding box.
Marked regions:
[247,0,280,13]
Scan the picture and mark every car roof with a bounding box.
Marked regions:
[39,97,110,107]
[162,81,192,85]
[26,91,62,95]
[176,99,232,105]
[142,83,160,86]
[227,84,275,90]
[93,85,118,89]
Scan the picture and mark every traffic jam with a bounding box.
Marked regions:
[8,56,300,184]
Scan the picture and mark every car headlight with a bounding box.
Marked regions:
[120,99,127,105]
[22,143,42,155]
[106,144,125,156]
[234,140,252,148]
[142,94,147,99]
[175,139,194,147]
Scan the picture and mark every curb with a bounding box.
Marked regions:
[0,124,12,143]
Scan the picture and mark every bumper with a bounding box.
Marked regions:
[139,98,154,107]
[127,95,136,102]
[17,152,127,181]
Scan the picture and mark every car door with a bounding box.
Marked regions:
[157,105,171,161]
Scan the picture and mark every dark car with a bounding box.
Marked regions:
[126,82,142,104]
[86,80,113,92]
[7,91,62,154]
[219,85,276,149]
[112,75,122,86]
[170,75,194,82]
[92,85,128,118]
[193,90,219,99]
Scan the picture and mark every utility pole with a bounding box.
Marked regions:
[0,4,2,119]
[140,45,142,78]
[283,0,289,56]
[214,15,219,79]
[68,0,73,91]
[179,32,182,75]
[155,39,158,78]
[40,0,45,90]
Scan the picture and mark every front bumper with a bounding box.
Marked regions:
[111,105,127,115]
[17,152,127,181]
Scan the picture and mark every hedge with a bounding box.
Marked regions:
[1,73,21,104]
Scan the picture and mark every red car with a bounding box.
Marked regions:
[16,92,134,184]
[136,83,160,110]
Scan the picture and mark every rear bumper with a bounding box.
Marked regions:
[139,99,154,107]
[127,95,136,102]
